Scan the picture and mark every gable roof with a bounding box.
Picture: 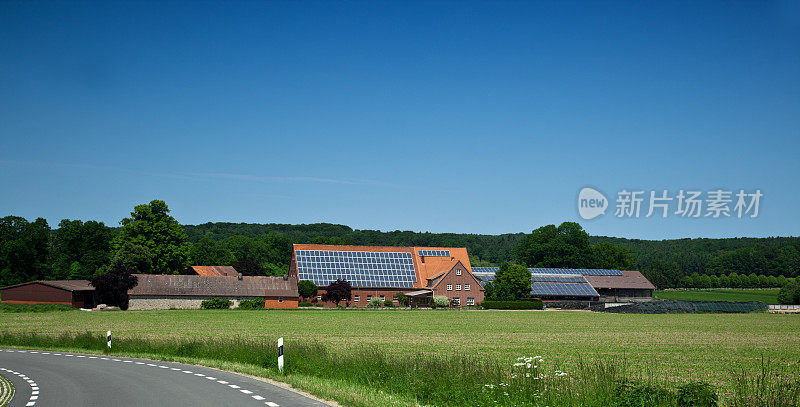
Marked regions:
[129,274,299,297]
[429,260,484,291]
[189,266,239,277]
[583,270,656,290]
[0,280,94,292]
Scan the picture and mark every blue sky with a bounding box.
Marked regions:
[1,1,798,239]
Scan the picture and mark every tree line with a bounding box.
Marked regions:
[1,200,798,289]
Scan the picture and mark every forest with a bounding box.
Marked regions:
[1,201,798,289]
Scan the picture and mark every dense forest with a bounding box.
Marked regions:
[2,207,798,289]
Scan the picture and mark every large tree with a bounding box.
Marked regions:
[486,262,531,301]
[51,219,113,280]
[0,216,50,287]
[592,242,634,270]
[323,279,351,306]
[514,222,595,268]
[189,235,235,266]
[91,263,139,310]
[113,200,190,274]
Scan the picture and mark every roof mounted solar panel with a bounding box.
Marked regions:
[529,268,623,276]
[471,267,499,273]
[417,250,451,257]
[295,250,417,288]
[530,282,599,298]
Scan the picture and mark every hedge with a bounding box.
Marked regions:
[201,297,232,309]
[481,300,544,310]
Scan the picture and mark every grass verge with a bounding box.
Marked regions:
[0,372,13,407]
[1,332,798,407]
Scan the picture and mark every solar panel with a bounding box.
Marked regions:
[295,250,417,288]
[417,250,451,257]
[530,282,599,297]
[472,267,499,273]
[531,274,588,283]
[529,268,623,276]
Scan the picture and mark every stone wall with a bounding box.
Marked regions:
[128,296,251,310]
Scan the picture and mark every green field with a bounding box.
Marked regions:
[1,308,798,392]
[654,288,781,304]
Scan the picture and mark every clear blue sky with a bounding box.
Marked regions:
[1,1,798,240]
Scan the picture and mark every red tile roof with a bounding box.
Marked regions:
[583,270,656,290]
[189,266,239,277]
[129,274,299,297]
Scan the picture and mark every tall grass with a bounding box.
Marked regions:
[0,332,795,407]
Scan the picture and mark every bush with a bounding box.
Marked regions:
[393,292,408,307]
[299,302,313,307]
[481,300,544,310]
[614,380,675,407]
[238,297,265,309]
[434,296,450,307]
[677,381,718,407]
[369,297,383,307]
[778,281,800,305]
[384,299,393,307]
[201,297,232,309]
[314,303,323,307]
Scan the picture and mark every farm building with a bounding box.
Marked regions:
[289,244,485,307]
[0,280,96,309]
[583,270,655,302]
[473,267,653,303]
[127,274,299,310]
[187,265,239,277]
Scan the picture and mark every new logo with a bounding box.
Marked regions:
[578,187,608,220]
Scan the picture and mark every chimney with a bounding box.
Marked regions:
[238,273,243,280]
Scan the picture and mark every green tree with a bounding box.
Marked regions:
[51,219,113,280]
[0,216,50,287]
[490,262,532,301]
[113,200,190,274]
[189,235,235,266]
[718,274,730,288]
[297,280,318,301]
[97,242,153,276]
[778,281,800,305]
[592,242,634,269]
[514,222,595,268]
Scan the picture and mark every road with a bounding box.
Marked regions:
[0,349,330,407]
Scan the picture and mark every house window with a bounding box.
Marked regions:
[456,269,462,276]
[453,297,461,305]
[316,295,322,301]
[354,295,360,302]
[456,284,461,291]
[278,297,284,303]
[367,295,372,301]
[466,297,475,306]
[380,295,385,301]
[447,284,453,291]
[465,284,470,291]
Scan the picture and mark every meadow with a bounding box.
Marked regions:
[654,289,781,304]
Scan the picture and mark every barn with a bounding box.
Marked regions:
[0,280,96,309]
[289,244,485,307]
[127,274,299,310]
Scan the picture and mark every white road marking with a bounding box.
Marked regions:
[2,348,291,406]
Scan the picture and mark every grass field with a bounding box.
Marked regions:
[1,308,798,393]
[654,289,781,304]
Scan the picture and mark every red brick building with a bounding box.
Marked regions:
[289,244,484,307]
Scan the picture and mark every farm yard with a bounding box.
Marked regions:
[1,309,798,397]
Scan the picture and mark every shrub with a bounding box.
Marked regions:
[614,380,675,407]
[677,381,718,407]
[369,297,383,307]
[297,280,318,301]
[481,300,544,310]
[778,281,800,305]
[393,292,409,307]
[434,296,450,307]
[201,297,232,309]
[298,302,313,307]
[238,297,265,309]
[314,303,323,307]
[384,299,393,307]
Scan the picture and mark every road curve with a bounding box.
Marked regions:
[0,349,330,407]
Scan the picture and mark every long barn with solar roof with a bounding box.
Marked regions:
[289,244,484,307]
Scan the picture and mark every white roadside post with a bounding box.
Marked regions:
[277,337,284,373]
[107,330,112,349]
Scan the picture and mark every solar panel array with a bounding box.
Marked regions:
[295,250,417,288]
[531,274,588,283]
[529,268,623,276]
[473,273,495,285]
[472,267,621,276]
[417,250,451,257]
[531,282,599,297]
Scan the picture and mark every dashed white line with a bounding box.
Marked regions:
[2,349,286,406]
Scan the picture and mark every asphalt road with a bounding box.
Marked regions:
[0,349,330,407]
